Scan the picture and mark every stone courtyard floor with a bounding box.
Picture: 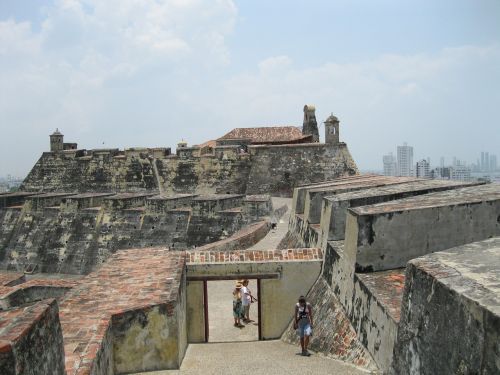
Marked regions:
[208,279,259,342]
[135,340,370,375]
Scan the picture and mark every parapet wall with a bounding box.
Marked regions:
[391,238,500,375]
[59,248,187,374]
[0,299,65,375]
[245,143,358,196]
[347,184,500,271]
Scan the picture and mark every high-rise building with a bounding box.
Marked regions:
[416,159,431,178]
[383,152,397,176]
[485,152,490,172]
[450,164,471,181]
[490,154,497,172]
[397,142,414,177]
[481,152,485,171]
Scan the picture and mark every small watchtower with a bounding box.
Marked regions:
[50,128,64,152]
[302,105,319,143]
[324,114,340,145]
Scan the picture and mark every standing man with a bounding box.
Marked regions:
[293,295,313,356]
[241,279,253,323]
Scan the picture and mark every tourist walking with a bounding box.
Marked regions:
[233,282,244,328]
[293,295,313,356]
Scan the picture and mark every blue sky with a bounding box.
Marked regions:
[1,0,499,176]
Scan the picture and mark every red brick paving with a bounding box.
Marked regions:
[356,269,406,322]
[0,278,79,300]
[188,248,322,264]
[59,247,185,375]
[0,299,57,345]
[0,271,25,287]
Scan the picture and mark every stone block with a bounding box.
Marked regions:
[0,299,65,375]
[391,237,500,375]
[346,184,500,271]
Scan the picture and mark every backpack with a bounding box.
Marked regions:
[297,302,310,319]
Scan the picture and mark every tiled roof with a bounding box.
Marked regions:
[196,140,216,148]
[218,126,310,144]
[187,248,323,264]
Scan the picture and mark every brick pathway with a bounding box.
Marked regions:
[59,248,185,374]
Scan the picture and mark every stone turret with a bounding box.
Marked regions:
[324,114,340,145]
[302,105,319,143]
[50,129,64,152]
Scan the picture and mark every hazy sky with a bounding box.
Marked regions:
[1,0,499,177]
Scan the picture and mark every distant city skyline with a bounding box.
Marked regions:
[382,142,499,182]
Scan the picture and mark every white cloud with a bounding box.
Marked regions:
[258,55,292,73]
[204,45,500,169]
[0,0,239,176]
[0,1,499,177]
[0,19,41,56]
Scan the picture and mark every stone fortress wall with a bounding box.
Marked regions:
[20,106,358,197]
[20,141,357,196]
[0,192,273,275]
[280,175,500,374]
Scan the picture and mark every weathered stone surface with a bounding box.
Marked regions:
[292,174,381,214]
[0,299,66,375]
[348,184,500,271]
[0,193,270,275]
[0,272,25,287]
[21,142,358,197]
[245,143,358,196]
[349,270,404,372]
[0,192,37,209]
[0,278,77,310]
[193,220,270,252]
[321,179,484,241]
[285,177,500,373]
[304,176,419,224]
[319,240,401,373]
[391,237,500,375]
[59,247,186,374]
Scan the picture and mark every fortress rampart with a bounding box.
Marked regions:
[0,192,273,275]
[20,142,357,197]
[21,106,358,197]
[280,176,500,374]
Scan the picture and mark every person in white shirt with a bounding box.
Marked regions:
[241,279,254,323]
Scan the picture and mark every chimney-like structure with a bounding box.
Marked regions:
[302,105,319,143]
[50,128,64,152]
[324,114,340,145]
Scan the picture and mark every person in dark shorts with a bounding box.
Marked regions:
[293,295,313,356]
